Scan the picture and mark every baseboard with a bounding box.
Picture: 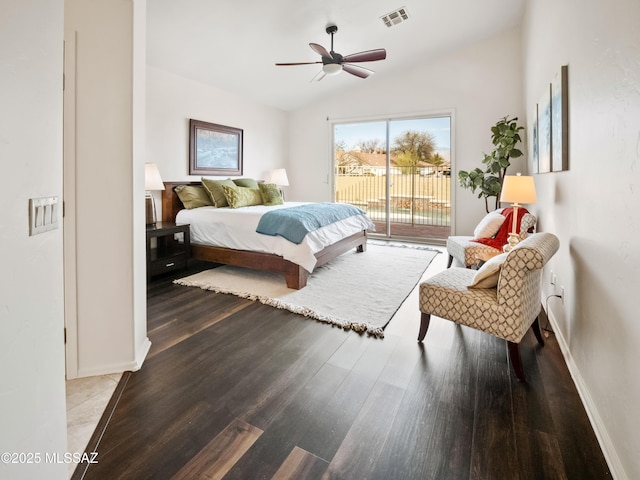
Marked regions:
[133,337,152,371]
[76,337,151,378]
[546,306,627,480]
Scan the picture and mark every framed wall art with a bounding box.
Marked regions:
[534,65,569,174]
[189,119,243,176]
[537,84,552,174]
[530,103,539,173]
[551,65,569,171]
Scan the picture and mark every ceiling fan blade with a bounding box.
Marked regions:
[310,70,326,82]
[275,61,322,66]
[342,63,374,79]
[309,43,332,59]
[342,49,386,63]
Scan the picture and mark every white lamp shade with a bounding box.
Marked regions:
[323,63,342,75]
[267,168,289,186]
[500,174,536,204]
[145,163,165,191]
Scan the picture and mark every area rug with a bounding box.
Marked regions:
[174,243,439,338]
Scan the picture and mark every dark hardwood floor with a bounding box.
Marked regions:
[75,257,611,480]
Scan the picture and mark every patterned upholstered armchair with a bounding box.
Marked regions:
[446,211,537,268]
[418,232,559,381]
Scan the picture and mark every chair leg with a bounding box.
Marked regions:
[418,313,431,342]
[532,317,545,346]
[447,255,453,268]
[507,341,526,382]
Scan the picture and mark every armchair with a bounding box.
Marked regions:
[418,232,559,381]
[446,210,537,268]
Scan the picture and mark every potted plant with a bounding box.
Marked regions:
[458,116,524,213]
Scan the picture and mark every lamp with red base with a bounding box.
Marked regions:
[500,173,537,252]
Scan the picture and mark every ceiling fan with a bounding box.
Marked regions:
[275,25,386,81]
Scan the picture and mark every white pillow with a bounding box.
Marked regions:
[469,252,508,289]
[473,211,506,239]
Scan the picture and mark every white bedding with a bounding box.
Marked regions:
[175,202,375,272]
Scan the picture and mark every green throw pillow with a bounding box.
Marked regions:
[201,177,236,207]
[259,183,283,206]
[221,184,263,208]
[232,178,259,189]
[174,185,213,209]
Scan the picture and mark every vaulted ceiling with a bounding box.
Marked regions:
[147,0,525,111]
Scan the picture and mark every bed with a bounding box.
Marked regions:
[161,181,373,289]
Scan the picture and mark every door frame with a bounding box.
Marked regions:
[330,110,456,241]
[63,30,78,379]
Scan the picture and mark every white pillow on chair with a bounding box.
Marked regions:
[468,252,508,288]
[473,211,506,239]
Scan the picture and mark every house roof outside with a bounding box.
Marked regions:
[338,151,451,168]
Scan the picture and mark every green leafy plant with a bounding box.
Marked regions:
[458,116,524,213]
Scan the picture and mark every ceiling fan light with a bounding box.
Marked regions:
[323,63,342,75]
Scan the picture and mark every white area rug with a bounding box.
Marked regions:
[174,243,438,337]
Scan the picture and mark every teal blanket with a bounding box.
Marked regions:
[256,203,367,244]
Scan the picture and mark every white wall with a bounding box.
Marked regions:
[288,28,525,235]
[0,1,68,479]
[65,0,150,377]
[523,1,640,478]
[146,66,289,212]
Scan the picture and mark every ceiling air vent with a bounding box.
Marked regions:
[381,7,409,28]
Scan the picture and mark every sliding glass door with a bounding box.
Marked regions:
[333,115,451,242]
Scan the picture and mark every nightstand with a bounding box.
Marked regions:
[146,222,191,280]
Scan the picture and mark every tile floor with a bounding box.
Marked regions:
[66,373,122,478]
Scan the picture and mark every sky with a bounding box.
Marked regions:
[334,116,451,151]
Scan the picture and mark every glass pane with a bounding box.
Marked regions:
[334,121,389,234]
[388,117,451,240]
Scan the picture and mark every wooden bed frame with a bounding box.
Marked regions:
[161,181,368,289]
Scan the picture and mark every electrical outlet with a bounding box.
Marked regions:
[550,271,556,285]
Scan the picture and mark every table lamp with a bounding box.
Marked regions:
[145,163,165,226]
[267,168,289,200]
[500,173,536,252]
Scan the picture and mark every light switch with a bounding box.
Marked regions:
[35,204,44,227]
[51,201,59,225]
[43,204,51,225]
[29,196,60,235]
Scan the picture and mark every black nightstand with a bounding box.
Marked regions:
[146,222,191,280]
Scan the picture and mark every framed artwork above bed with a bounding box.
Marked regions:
[189,119,243,176]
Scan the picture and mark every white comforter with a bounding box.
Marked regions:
[175,202,375,272]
